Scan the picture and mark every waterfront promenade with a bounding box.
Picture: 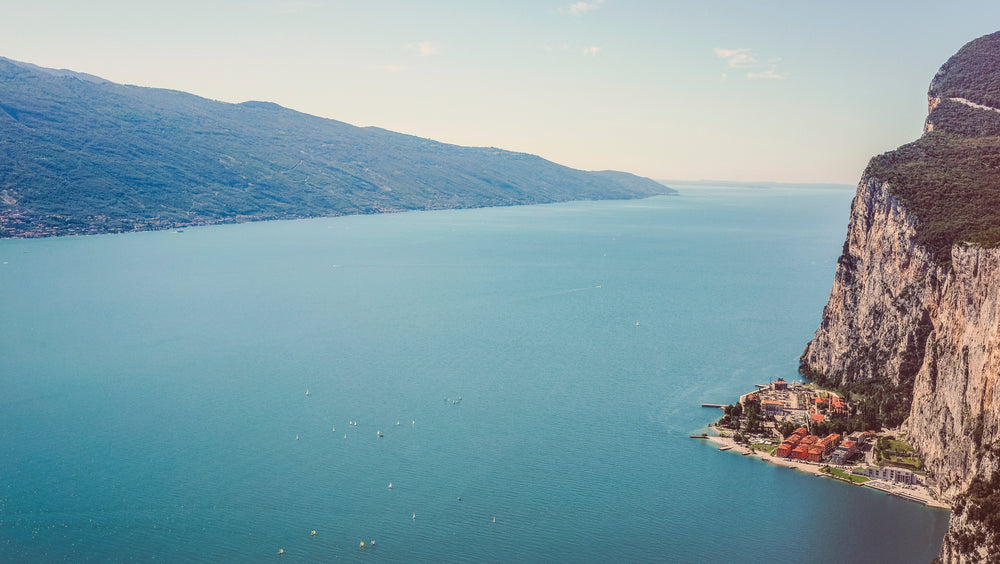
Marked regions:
[702,432,949,509]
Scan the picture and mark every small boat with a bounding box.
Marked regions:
[492,516,496,524]
[388,483,392,489]
[412,512,416,519]
[378,430,384,437]
[719,445,732,451]
[305,389,310,396]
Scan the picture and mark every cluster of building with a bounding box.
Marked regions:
[724,378,926,489]
[774,428,872,464]
[776,427,840,462]
[742,378,847,426]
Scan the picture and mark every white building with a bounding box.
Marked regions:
[864,466,917,485]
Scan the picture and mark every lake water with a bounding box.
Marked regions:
[0,184,950,562]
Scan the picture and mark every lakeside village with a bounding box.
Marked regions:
[699,378,947,508]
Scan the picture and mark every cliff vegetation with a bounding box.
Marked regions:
[861,31,1000,264]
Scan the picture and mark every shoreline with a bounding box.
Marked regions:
[700,431,950,510]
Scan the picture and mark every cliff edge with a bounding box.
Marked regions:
[801,32,1000,563]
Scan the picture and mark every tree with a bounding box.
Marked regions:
[778,420,798,439]
[731,402,743,419]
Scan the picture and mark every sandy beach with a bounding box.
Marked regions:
[700,432,950,509]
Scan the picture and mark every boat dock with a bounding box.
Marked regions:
[701,403,726,409]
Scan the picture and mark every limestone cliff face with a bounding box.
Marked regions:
[802,173,1000,563]
[801,177,933,392]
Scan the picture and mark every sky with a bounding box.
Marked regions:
[3,1,1000,184]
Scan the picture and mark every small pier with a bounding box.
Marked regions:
[701,403,726,409]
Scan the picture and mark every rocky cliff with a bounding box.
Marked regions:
[800,32,1000,563]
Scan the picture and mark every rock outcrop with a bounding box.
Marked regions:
[801,31,1000,563]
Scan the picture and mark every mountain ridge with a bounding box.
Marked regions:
[0,57,671,238]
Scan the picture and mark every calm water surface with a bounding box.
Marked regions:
[0,184,950,562]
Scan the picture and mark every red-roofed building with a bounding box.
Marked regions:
[830,396,847,415]
[776,443,794,458]
[761,400,784,414]
[773,378,788,391]
[807,445,824,462]
[810,412,825,423]
[829,439,857,465]
[785,434,802,447]
[817,433,841,455]
[794,427,808,437]
[791,445,810,460]
[800,435,818,446]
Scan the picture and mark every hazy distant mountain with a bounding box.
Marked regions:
[0,57,672,237]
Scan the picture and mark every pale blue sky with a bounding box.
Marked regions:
[4,1,1000,183]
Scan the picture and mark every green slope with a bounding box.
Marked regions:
[0,58,671,237]
[864,31,1000,263]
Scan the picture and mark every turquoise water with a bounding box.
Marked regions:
[0,185,949,562]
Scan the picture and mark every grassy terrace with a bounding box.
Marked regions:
[750,443,778,455]
[874,437,924,471]
[821,466,870,484]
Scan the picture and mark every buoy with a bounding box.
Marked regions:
[311,530,316,536]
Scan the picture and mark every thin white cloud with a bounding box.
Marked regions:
[715,47,787,80]
[747,68,787,80]
[567,0,605,15]
[407,41,441,57]
[583,46,601,56]
[714,48,757,68]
